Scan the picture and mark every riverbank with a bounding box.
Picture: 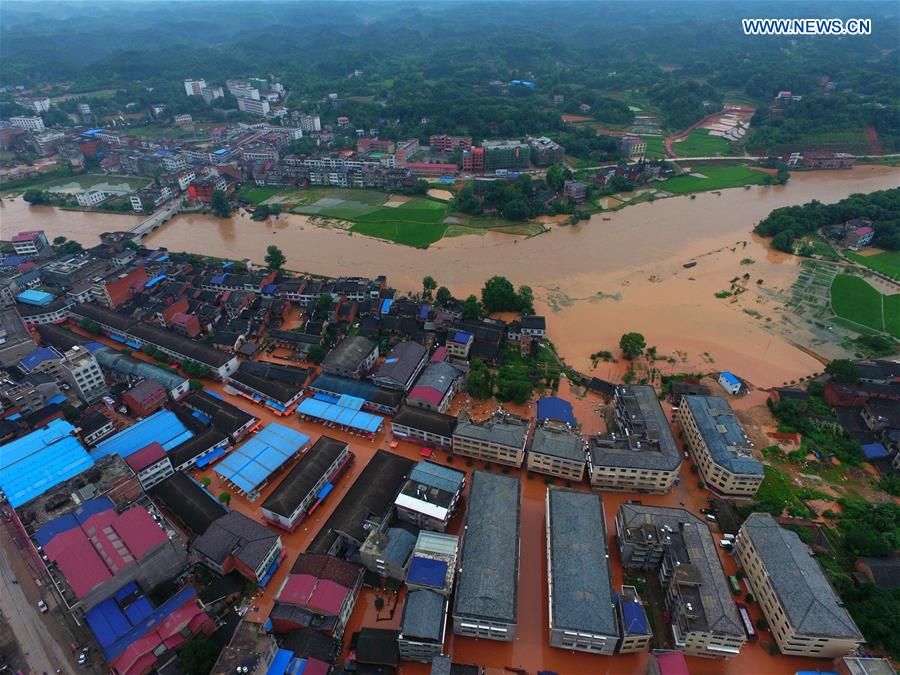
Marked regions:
[3,165,898,387]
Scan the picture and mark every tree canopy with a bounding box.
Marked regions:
[619,332,646,359]
[265,244,286,270]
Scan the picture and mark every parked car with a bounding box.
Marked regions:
[37,600,48,613]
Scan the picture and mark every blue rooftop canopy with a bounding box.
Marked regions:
[536,396,577,426]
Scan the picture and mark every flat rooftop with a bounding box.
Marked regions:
[682,396,762,476]
[261,436,349,519]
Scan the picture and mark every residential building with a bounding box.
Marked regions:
[521,315,546,338]
[446,330,474,359]
[391,404,457,450]
[529,136,565,166]
[322,335,378,378]
[226,80,260,100]
[209,620,279,675]
[527,426,585,480]
[238,97,271,117]
[407,361,465,413]
[834,657,898,675]
[193,511,283,584]
[429,135,471,153]
[11,230,49,257]
[14,96,51,113]
[122,378,168,418]
[620,136,647,159]
[60,345,108,404]
[398,589,448,661]
[563,180,587,203]
[357,138,395,154]
[546,488,619,654]
[406,530,459,597]
[359,526,417,581]
[616,504,746,658]
[124,441,174,490]
[371,340,428,391]
[148,472,228,537]
[735,513,864,658]
[462,146,484,171]
[184,78,207,96]
[804,153,856,170]
[79,411,116,447]
[588,385,681,493]
[678,396,763,497]
[718,371,743,395]
[10,116,44,132]
[481,140,531,172]
[647,650,691,675]
[453,471,521,641]
[617,585,653,653]
[295,113,321,132]
[0,307,36,367]
[395,139,420,163]
[201,85,224,103]
[395,461,466,532]
[260,436,352,532]
[453,411,529,467]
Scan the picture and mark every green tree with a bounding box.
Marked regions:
[189,379,204,391]
[516,285,534,314]
[53,235,67,246]
[265,244,286,270]
[825,358,859,383]
[503,198,530,221]
[422,276,437,300]
[481,276,517,313]
[210,190,231,218]
[316,293,332,315]
[546,164,566,192]
[462,294,482,320]
[467,359,494,399]
[451,186,481,215]
[218,491,231,506]
[436,286,452,305]
[200,476,212,487]
[619,332,647,359]
[307,344,326,364]
[79,318,101,334]
[179,636,220,675]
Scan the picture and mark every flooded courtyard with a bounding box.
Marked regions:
[3,165,898,387]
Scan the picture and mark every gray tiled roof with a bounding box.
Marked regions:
[547,489,618,638]
[372,341,427,388]
[454,418,528,450]
[530,427,585,462]
[193,511,279,570]
[742,513,862,639]
[409,461,466,494]
[322,335,376,372]
[453,471,520,624]
[401,589,446,642]
[412,361,464,395]
[682,396,762,476]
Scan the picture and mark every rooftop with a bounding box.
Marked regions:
[193,510,280,571]
[453,471,520,624]
[214,423,310,496]
[261,435,349,518]
[682,396,762,476]
[392,404,458,439]
[531,426,585,462]
[742,513,862,640]
[401,589,446,643]
[149,472,227,536]
[372,341,427,388]
[454,413,528,450]
[92,410,194,460]
[322,335,376,373]
[547,489,618,638]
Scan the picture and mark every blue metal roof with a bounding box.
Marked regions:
[296,397,383,433]
[20,346,60,372]
[536,396,577,426]
[406,556,448,589]
[267,650,294,675]
[92,410,194,459]
[16,289,54,305]
[410,461,465,493]
[862,443,888,459]
[719,371,741,386]
[144,274,166,288]
[451,331,472,344]
[215,423,310,495]
[618,596,650,635]
[0,419,94,508]
[381,298,392,314]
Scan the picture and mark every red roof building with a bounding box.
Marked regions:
[170,312,201,338]
[102,267,149,308]
[123,379,167,418]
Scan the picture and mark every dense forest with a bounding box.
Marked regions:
[755,188,900,252]
[1,2,898,150]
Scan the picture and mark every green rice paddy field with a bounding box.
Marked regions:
[845,251,900,281]
[660,164,767,195]
[830,274,900,338]
[671,129,732,157]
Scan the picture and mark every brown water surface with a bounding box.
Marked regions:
[4,166,898,386]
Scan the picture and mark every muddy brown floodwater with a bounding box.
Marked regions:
[3,165,898,386]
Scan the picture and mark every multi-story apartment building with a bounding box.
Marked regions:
[546,489,619,654]
[391,405,457,450]
[620,136,647,159]
[452,411,529,467]
[527,426,586,480]
[453,471,520,642]
[201,85,224,103]
[462,146,484,171]
[481,140,531,172]
[735,513,864,658]
[394,461,466,532]
[616,504,746,659]
[357,137,395,154]
[237,97,271,117]
[528,136,565,166]
[14,96,51,113]
[616,585,653,653]
[395,139,420,163]
[398,589,448,661]
[10,116,45,132]
[430,134,472,153]
[226,80,261,100]
[294,112,321,132]
[678,396,763,497]
[241,142,279,163]
[588,385,681,493]
[61,345,108,404]
[11,230,49,257]
[75,190,110,207]
[183,78,207,96]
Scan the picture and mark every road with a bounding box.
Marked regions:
[0,524,75,675]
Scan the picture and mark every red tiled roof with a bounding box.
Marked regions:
[853,226,874,236]
[125,442,167,472]
[278,574,316,606]
[308,579,349,615]
[408,386,444,406]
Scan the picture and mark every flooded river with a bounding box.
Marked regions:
[3,165,898,387]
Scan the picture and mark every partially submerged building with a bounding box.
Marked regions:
[452,471,521,642]
[394,461,466,532]
[452,411,529,467]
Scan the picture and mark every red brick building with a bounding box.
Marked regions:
[357,138,395,154]
[429,135,472,153]
[123,378,168,417]
[462,146,484,171]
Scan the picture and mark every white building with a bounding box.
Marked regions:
[10,116,45,132]
[61,346,109,404]
[237,97,271,117]
[297,113,321,132]
[227,80,261,100]
[173,114,193,125]
[130,195,144,213]
[184,78,207,96]
[201,85,224,103]
[76,190,110,207]
[14,96,51,113]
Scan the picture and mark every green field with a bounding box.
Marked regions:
[659,164,767,195]
[845,250,900,280]
[830,274,900,338]
[671,129,731,156]
[640,135,666,159]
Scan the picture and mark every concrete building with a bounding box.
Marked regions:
[237,97,271,117]
[527,426,586,481]
[545,488,619,654]
[0,307,37,367]
[678,396,763,497]
[322,335,378,378]
[452,411,529,467]
[14,96,50,113]
[406,530,459,597]
[481,140,531,172]
[371,341,428,391]
[394,461,466,532]
[563,180,587,203]
[528,136,565,166]
[359,526,417,581]
[10,116,45,132]
[193,511,283,584]
[60,345,108,404]
[407,361,464,414]
[452,471,520,641]
[588,385,681,493]
[124,441,174,491]
[620,136,647,159]
[398,589,448,661]
[184,78,207,96]
[391,404,457,450]
[616,504,746,658]
[122,378,168,417]
[735,513,863,658]
[429,135,471,153]
[617,585,653,653]
[11,230,49,257]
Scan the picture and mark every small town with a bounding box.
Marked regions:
[1,3,899,675]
